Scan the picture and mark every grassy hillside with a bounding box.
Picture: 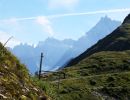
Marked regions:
[66,14,130,67]
[43,51,130,100]
[41,14,130,100]
[0,43,48,99]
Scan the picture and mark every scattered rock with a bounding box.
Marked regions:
[33,87,39,92]
[0,93,7,99]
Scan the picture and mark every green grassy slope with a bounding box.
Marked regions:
[0,43,48,99]
[45,51,130,100]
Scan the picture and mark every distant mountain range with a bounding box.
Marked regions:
[10,38,74,74]
[10,16,121,73]
[55,16,121,68]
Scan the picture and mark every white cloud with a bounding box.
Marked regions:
[0,16,55,42]
[48,0,79,9]
[0,17,23,36]
[0,31,20,48]
[1,18,18,25]
[36,16,54,36]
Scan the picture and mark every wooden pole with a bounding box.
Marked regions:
[57,72,60,99]
[39,52,43,80]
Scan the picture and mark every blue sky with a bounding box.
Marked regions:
[0,0,130,47]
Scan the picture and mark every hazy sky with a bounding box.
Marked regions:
[0,0,130,47]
